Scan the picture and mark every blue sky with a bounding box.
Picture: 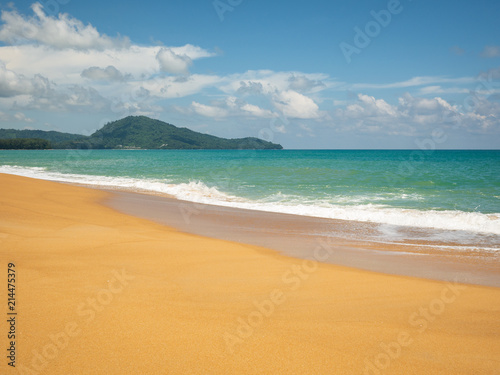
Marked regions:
[0,0,499,148]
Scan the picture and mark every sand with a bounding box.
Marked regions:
[1,173,499,374]
[106,190,500,287]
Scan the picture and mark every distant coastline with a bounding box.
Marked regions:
[0,115,283,150]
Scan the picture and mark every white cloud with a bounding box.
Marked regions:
[7,76,112,113]
[156,45,215,75]
[169,44,215,60]
[220,70,332,96]
[461,95,500,132]
[141,74,223,99]
[288,75,325,92]
[273,90,320,119]
[0,4,496,143]
[0,3,129,50]
[0,3,216,116]
[81,66,129,82]
[397,93,457,126]
[333,92,500,136]
[0,4,215,87]
[241,103,277,118]
[341,94,398,118]
[0,110,33,123]
[156,48,192,75]
[191,101,228,118]
[109,98,163,119]
[0,62,33,97]
[352,76,475,90]
[418,85,469,95]
[480,45,500,58]
[185,97,279,120]
[14,112,33,122]
[1,44,213,87]
[236,81,265,95]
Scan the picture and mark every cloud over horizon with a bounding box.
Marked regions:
[0,2,498,147]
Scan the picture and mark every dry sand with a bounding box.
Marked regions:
[1,173,499,374]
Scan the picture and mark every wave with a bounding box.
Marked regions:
[2,165,500,236]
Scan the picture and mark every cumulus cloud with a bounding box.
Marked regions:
[8,75,112,113]
[221,70,331,96]
[341,94,398,118]
[0,4,496,143]
[335,94,409,135]
[337,93,457,128]
[241,103,277,118]
[288,75,325,92]
[397,93,457,125]
[333,92,500,136]
[140,74,222,99]
[13,112,33,122]
[0,5,213,83]
[480,45,500,58]
[191,101,228,118]
[237,81,264,96]
[273,90,320,119]
[461,95,500,131]
[0,4,216,118]
[156,48,193,74]
[0,110,33,123]
[0,3,129,50]
[185,97,278,120]
[0,62,33,97]
[109,97,162,119]
[170,44,215,60]
[81,66,129,82]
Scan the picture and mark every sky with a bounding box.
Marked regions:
[0,0,499,149]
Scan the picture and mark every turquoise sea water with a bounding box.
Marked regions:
[1,149,499,248]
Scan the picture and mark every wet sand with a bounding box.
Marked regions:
[1,173,499,374]
[106,190,500,287]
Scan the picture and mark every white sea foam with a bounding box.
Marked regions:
[2,165,500,236]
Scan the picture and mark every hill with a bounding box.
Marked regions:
[85,116,282,149]
[0,138,51,149]
[0,116,283,150]
[0,128,85,143]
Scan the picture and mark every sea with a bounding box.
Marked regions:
[1,149,499,252]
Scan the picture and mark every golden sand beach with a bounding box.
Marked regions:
[1,173,499,374]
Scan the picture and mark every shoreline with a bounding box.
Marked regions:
[104,188,500,288]
[2,170,499,286]
[2,173,500,374]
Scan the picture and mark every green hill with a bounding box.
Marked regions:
[62,116,283,149]
[0,138,51,149]
[0,116,283,150]
[0,128,85,143]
